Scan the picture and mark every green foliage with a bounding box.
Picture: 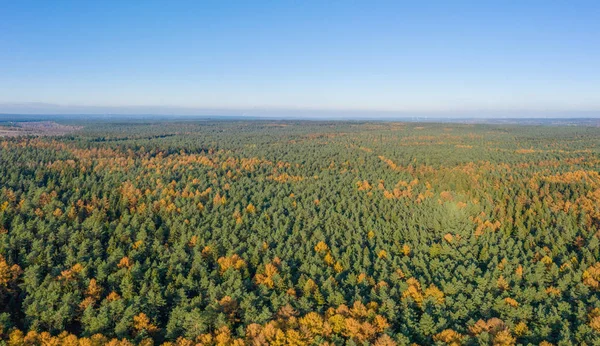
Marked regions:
[0,120,600,344]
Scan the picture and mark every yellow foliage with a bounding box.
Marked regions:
[433,329,463,346]
[214,326,232,345]
[402,283,423,306]
[8,330,25,345]
[106,291,121,302]
[314,241,329,252]
[6,328,135,346]
[333,262,344,273]
[328,314,346,334]
[0,255,21,288]
[493,329,516,346]
[504,297,518,307]
[541,255,553,266]
[424,285,445,305]
[497,275,509,291]
[324,252,334,265]
[373,334,396,346]
[356,180,372,191]
[402,244,411,256]
[515,265,523,279]
[117,257,133,269]
[201,246,212,257]
[3,300,398,345]
[303,278,317,294]
[52,208,63,217]
[255,263,279,288]
[284,329,307,346]
[374,315,389,332]
[469,318,507,336]
[213,192,227,206]
[269,173,304,183]
[218,296,238,319]
[217,254,246,274]
[299,312,324,335]
[350,301,368,318]
[245,203,256,214]
[497,258,507,271]
[513,321,528,336]
[79,296,95,310]
[589,308,600,332]
[545,286,561,296]
[583,262,600,289]
[343,318,363,341]
[443,233,454,243]
[286,287,297,297]
[86,279,102,300]
[440,191,453,201]
[395,269,405,279]
[59,263,84,281]
[133,313,158,333]
[590,315,600,333]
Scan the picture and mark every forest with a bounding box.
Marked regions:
[1,120,599,345]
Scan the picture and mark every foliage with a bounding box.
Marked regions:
[1,120,600,344]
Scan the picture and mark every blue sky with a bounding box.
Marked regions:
[1,1,599,116]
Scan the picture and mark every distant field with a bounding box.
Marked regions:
[0,121,82,137]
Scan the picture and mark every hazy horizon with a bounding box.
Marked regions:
[2,102,600,120]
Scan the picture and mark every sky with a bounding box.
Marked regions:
[1,1,599,117]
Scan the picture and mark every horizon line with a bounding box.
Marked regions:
[1,102,600,118]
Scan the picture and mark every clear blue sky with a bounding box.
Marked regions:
[1,1,599,116]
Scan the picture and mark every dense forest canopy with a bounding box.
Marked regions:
[1,120,600,345]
